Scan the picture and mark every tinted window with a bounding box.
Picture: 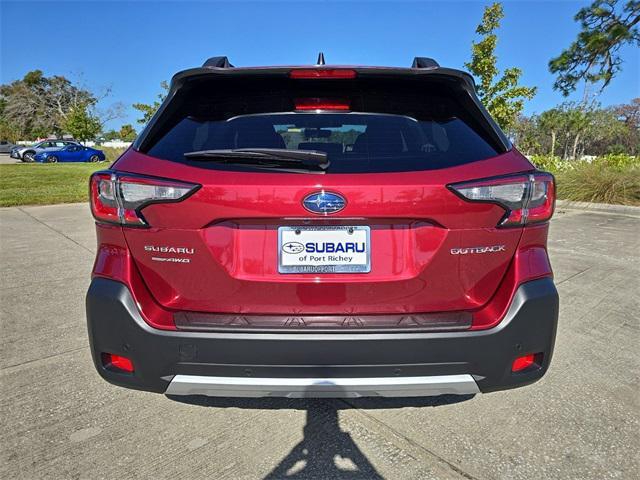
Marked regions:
[142,76,504,173]
[148,113,499,174]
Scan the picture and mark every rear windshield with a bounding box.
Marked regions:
[142,76,504,174]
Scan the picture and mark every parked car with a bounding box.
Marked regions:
[87,56,558,399]
[0,140,16,154]
[35,145,105,163]
[10,139,80,162]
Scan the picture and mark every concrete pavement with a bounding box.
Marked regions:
[0,203,638,479]
[0,153,21,164]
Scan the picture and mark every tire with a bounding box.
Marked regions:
[22,152,35,162]
[46,156,58,164]
[89,155,100,163]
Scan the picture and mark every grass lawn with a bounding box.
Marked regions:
[0,163,108,207]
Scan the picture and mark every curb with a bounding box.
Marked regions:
[556,199,640,217]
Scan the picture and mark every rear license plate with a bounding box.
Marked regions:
[278,226,371,274]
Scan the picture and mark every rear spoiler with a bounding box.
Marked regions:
[133,57,511,152]
[202,55,440,70]
[202,56,234,68]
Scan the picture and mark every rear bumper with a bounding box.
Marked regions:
[86,277,558,398]
[165,374,480,398]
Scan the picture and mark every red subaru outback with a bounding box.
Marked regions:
[86,56,558,398]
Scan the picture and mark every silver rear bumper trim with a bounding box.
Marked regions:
[164,374,480,398]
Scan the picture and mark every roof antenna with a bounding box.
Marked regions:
[316,52,325,65]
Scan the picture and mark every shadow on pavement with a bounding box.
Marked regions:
[167,393,474,479]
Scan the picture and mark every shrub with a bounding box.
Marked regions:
[530,154,640,173]
[100,147,127,163]
[530,155,573,172]
[529,154,640,205]
[555,162,640,206]
[592,154,639,170]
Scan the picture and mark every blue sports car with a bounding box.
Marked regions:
[34,145,106,163]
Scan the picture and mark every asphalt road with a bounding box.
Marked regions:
[0,202,638,480]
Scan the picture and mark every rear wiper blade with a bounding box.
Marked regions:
[184,148,330,170]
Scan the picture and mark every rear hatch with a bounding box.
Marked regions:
[113,67,535,325]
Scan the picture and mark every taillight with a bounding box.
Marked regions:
[294,98,351,111]
[449,172,555,227]
[90,172,119,224]
[289,69,357,79]
[90,171,198,227]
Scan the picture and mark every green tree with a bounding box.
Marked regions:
[1,70,94,139]
[538,108,564,157]
[534,103,591,159]
[119,124,137,141]
[0,120,20,143]
[613,97,640,128]
[550,0,640,96]
[102,129,120,141]
[583,107,629,155]
[564,106,592,159]
[133,81,169,125]
[64,103,101,141]
[607,98,640,154]
[0,70,123,140]
[511,115,541,155]
[465,3,537,132]
[0,94,19,141]
[514,99,640,157]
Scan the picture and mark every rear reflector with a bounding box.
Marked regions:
[512,353,543,372]
[449,172,555,227]
[289,69,357,79]
[295,98,350,111]
[101,353,134,373]
[90,171,198,227]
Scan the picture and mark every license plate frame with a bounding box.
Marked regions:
[278,225,371,274]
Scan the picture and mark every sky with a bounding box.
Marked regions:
[1,0,639,131]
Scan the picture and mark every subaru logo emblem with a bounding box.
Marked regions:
[303,191,346,215]
[282,242,305,254]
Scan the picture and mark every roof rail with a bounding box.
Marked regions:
[203,56,234,68]
[411,57,439,69]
